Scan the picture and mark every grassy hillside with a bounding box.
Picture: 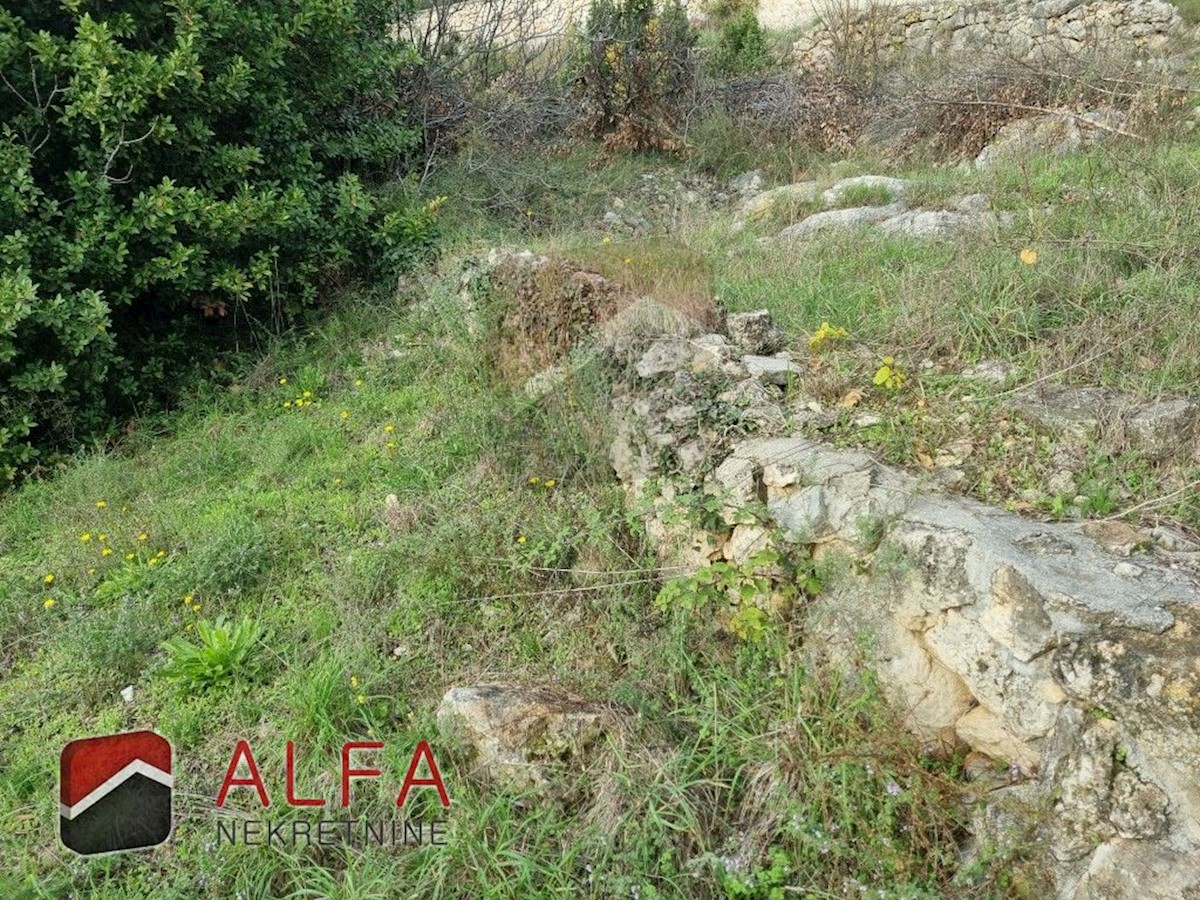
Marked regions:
[4,94,1200,899]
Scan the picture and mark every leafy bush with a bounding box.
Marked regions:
[576,0,699,153]
[710,9,771,75]
[0,1,437,481]
[161,615,264,690]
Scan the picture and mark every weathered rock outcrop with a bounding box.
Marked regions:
[608,326,1200,899]
[437,684,618,789]
[476,252,1200,897]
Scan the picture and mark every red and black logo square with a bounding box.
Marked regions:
[60,730,173,856]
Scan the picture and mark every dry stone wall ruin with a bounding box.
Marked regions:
[472,248,1200,898]
[792,0,1186,69]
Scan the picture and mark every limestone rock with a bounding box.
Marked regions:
[726,309,784,355]
[1007,384,1126,439]
[729,169,764,199]
[736,182,819,223]
[820,175,908,208]
[437,684,616,790]
[743,355,804,386]
[636,339,696,379]
[778,203,906,240]
[1124,398,1199,461]
[878,209,1011,239]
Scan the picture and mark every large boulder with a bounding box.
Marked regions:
[436,684,618,790]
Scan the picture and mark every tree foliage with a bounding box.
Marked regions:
[0,0,435,480]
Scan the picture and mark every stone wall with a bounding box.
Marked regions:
[792,0,1185,69]
[601,312,1200,898]
[477,247,1200,896]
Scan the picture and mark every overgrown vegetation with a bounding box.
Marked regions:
[3,0,1199,896]
[0,0,437,481]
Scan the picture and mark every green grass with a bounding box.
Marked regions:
[0,238,986,896]
[8,94,1200,896]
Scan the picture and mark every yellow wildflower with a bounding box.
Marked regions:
[1019,247,1038,266]
[303,390,313,399]
[137,533,148,542]
[155,549,166,558]
[383,424,395,433]
[517,535,527,544]
[385,441,396,450]
[602,235,612,244]
[43,598,56,610]
[356,694,366,705]
[192,604,201,613]
[351,676,359,688]
[125,552,136,561]
[340,410,350,420]
[355,378,364,388]
[283,400,292,408]
[279,377,288,385]
[543,479,556,489]
[87,567,96,575]
[101,548,113,557]
[80,532,92,543]
[529,476,540,485]
[44,573,55,585]
[95,500,108,509]
[183,594,194,605]
[98,534,107,542]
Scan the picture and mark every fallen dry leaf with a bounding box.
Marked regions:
[839,388,864,409]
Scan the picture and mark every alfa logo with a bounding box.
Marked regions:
[59,730,173,856]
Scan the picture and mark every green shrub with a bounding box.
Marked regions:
[576,0,699,153]
[710,9,770,75]
[0,1,437,481]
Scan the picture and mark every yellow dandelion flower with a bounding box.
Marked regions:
[356,694,366,705]
[183,594,194,604]
[351,676,359,688]
[529,476,540,485]
[623,258,632,265]
[80,532,91,543]
[137,533,148,542]
[340,410,350,420]
[192,604,201,613]
[354,378,364,388]
[283,400,292,408]
[98,534,107,542]
[87,567,96,575]
[125,552,136,561]
[384,424,395,433]
[148,557,159,567]
[602,235,612,245]
[385,441,396,450]
[302,390,313,399]
[44,573,55,585]
[101,547,113,557]
[95,500,108,509]
[517,535,527,544]
[43,598,56,610]
[155,549,166,558]
[543,479,556,488]
[1019,247,1038,266]
[279,377,289,385]
[185,623,193,632]
[333,477,343,485]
